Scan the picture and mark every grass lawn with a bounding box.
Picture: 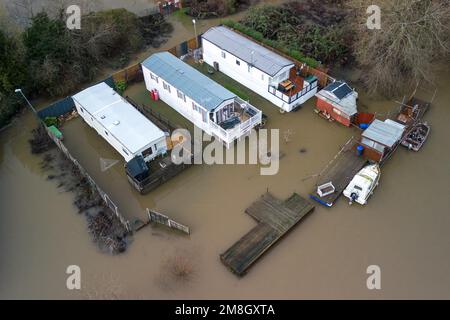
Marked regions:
[188,60,278,117]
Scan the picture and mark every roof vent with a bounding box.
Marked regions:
[113,120,120,126]
[101,115,106,119]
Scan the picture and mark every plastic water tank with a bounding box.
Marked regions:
[359,123,369,130]
[356,145,364,156]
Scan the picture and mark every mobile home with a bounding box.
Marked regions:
[141,52,263,148]
[72,82,168,163]
[315,81,358,127]
[201,26,318,112]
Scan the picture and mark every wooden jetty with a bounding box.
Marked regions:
[220,192,314,276]
[309,139,367,207]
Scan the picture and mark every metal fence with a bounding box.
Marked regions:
[37,76,115,121]
[146,209,190,234]
[45,127,131,232]
[37,96,75,119]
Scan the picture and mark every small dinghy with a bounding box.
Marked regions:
[401,122,430,151]
[343,164,380,205]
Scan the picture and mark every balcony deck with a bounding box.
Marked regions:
[283,68,306,97]
[208,98,262,147]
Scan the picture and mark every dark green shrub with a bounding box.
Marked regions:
[115,80,127,96]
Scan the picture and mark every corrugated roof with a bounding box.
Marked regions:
[362,119,405,147]
[202,26,294,76]
[72,82,165,154]
[142,52,236,111]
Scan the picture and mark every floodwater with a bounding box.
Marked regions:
[1,3,450,299]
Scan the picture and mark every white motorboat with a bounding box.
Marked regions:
[343,164,380,205]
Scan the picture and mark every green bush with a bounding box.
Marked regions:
[223,84,249,101]
[115,80,127,96]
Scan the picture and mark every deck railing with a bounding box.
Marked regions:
[209,99,262,145]
[268,79,318,104]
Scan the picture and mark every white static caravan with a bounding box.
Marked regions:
[201,26,318,112]
[141,52,263,148]
[72,82,168,163]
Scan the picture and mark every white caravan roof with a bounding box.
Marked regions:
[72,82,165,154]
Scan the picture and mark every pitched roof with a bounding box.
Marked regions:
[72,82,165,154]
[316,80,358,116]
[142,52,236,111]
[362,119,405,147]
[202,26,294,76]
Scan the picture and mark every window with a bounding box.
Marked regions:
[248,64,251,73]
[201,109,207,123]
[221,51,226,59]
[236,59,240,66]
[142,146,154,158]
[177,90,185,102]
[261,74,264,81]
[163,81,171,93]
[150,72,159,83]
[122,148,129,156]
[192,102,200,112]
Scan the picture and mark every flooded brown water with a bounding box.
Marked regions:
[1,2,450,299]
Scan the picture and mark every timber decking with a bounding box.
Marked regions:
[310,146,367,207]
[220,192,315,276]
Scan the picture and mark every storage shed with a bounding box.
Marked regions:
[359,119,405,162]
[315,81,358,126]
[72,82,168,163]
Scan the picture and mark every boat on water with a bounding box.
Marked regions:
[343,164,380,205]
[401,122,430,151]
[395,97,430,128]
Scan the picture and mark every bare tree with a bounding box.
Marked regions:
[349,0,450,97]
[156,248,198,292]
